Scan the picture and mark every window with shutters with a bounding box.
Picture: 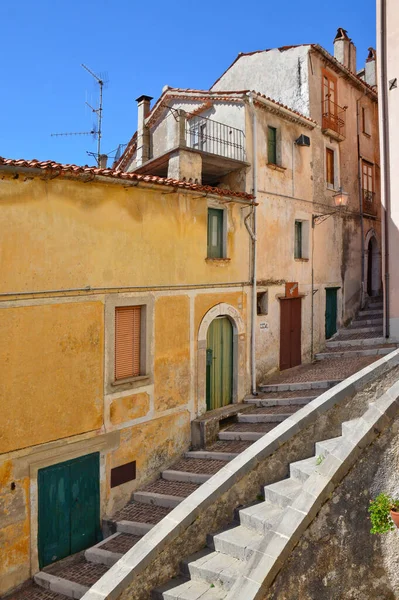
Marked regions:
[267,126,277,165]
[207,208,225,259]
[115,306,142,380]
[294,221,303,259]
[326,148,335,188]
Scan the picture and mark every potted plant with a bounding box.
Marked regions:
[369,492,399,534]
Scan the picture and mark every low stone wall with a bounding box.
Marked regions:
[82,351,399,600]
[264,396,399,600]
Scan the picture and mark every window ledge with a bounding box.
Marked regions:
[326,184,336,191]
[112,374,150,387]
[294,258,309,262]
[267,163,286,173]
[205,257,231,264]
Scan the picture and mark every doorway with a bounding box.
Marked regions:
[279,298,302,371]
[367,236,379,297]
[206,317,233,410]
[38,452,100,569]
[325,288,339,339]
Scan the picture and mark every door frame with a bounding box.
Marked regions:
[279,296,302,371]
[27,433,117,576]
[197,303,246,416]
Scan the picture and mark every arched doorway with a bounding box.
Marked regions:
[197,303,246,415]
[206,317,233,410]
[366,234,380,297]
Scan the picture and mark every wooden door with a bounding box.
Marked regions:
[280,298,302,371]
[38,453,100,568]
[206,317,233,410]
[325,288,338,339]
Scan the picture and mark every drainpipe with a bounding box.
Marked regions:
[246,92,258,396]
[356,94,366,308]
[380,0,391,338]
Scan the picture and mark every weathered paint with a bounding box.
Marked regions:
[109,392,150,425]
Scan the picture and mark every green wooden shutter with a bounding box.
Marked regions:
[294,221,302,258]
[268,127,277,164]
[207,208,224,258]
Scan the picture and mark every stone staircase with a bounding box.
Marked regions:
[10,296,397,600]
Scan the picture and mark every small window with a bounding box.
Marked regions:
[115,306,142,380]
[257,291,268,315]
[207,208,224,258]
[268,126,277,165]
[326,148,335,187]
[362,107,370,135]
[294,221,303,259]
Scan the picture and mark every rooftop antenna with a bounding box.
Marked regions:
[51,63,106,166]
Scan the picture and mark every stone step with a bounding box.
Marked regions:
[85,532,140,566]
[289,455,319,483]
[358,309,383,317]
[244,395,317,408]
[315,436,343,458]
[209,524,263,561]
[185,450,237,462]
[35,559,108,599]
[162,470,212,485]
[341,418,362,437]
[339,325,383,335]
[238,501,284,535]
[162,458,226,484]
[181,549,245,591]
[4,584,71,600]
[349,320,383,328]
[354,314,383,323]
[109,501,172,533]
[152,576,226,600]
[326,336,385,348]
[259,379,341,393]
[34,572,89,599]
[367,302,383,309]
[315,345,395,360]
[133,480,199,508]
[218,423,277,441]
[263,478,303,509]
[238,404,303,423]
[116,520,154,536]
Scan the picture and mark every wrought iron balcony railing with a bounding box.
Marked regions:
[186,115,246,162]
[322,99,346,139]
[362,189,377,216]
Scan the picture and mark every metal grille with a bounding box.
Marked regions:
[186,115,246,161]
[363,189,377,216]
[322,99,346,138]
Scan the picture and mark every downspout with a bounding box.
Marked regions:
[380,0,391,338]
[356,94,366,308]
[246,92,258,395]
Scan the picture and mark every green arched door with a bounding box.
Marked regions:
[206,317,233,411]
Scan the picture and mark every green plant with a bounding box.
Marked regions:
[369,493,399,534]
[316,455,324,466]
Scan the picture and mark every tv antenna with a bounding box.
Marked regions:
[51,63,106,166]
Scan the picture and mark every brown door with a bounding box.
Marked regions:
[280,298,302,371]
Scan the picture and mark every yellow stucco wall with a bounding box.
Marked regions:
[109,392,150,425]
[0,302,104,454]
[194,291,246,334]
[154,295,191,413]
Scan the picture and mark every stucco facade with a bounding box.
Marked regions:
[0,168,252,595]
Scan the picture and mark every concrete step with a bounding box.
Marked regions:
[182,549,245,591]
[338,326,383,335]
[326,337,386,348]
[108,501,171,535]
[341,418,362,437]
[34,558,108,598]
[244,395,317,408]
[263,478,303,509]
[162,469,212,485]
[289,456,319,483]
[34,572,89,599]
[152,576,226,600]
[259,380,341,393]
[185,450,236,462]
[315,346,395,360]
[218,422,277,442]
[238,404,303,423]
[133,479,199,508]
[116,520,154,536]
[367,302,383,309]
[349,320,383,328]
[85,532,140,566]
[238,501,284,535]
[315,436,343,458]
[209,524,263,561]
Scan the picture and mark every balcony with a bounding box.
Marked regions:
[322,100,346,141]
[134,110,248,186]
[362,189,377,217]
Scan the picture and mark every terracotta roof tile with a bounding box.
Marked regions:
[0,156,254,202]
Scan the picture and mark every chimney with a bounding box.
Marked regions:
[136,95,153,167]
[334,28,356,72]
[98,154,108,169]
[365,47,377,88]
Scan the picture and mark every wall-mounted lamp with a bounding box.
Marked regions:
[313,187,349,226]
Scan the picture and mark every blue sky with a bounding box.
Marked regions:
[1,0,376,167]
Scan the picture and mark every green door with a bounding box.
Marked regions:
[38,452,100,568]
[206,317,233,411]
[325,288,338,339]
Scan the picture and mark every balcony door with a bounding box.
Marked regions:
[322,70,338,130]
